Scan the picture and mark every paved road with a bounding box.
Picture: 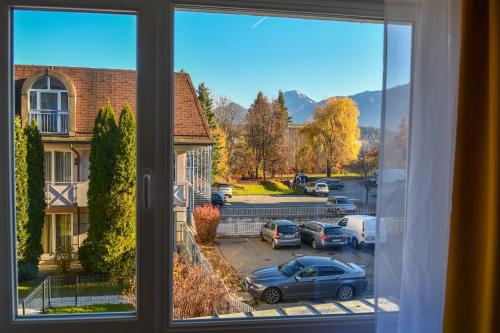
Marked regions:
[216,237,374,310]
[227,180,376,207]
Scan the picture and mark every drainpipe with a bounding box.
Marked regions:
[70,145,81,251]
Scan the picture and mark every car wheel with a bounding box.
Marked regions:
[272,240,278,249]
[351,237,359,249]
[260,232,265,241]
[312,240,319,250]
[262,287,281,304]
[337,285,355,301]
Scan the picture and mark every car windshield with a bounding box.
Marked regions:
[317,184,327,187]
[336,198,352,204]
[278,225,297,233]
[324,227,343,235]
[278,259,305,277]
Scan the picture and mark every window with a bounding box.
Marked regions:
[339,218,348,227]
[54,151,71,183]
[318,266,345,276]
[299,266,318,278]
[44,151,52,182]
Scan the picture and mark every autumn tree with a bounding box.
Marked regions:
[269,98,290,177]
[348,149,379,204]
[300,97,361,177]
[230,140,254,178]
[214,96,245,171]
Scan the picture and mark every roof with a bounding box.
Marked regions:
[14,65,212,145]
[274,220,295,225]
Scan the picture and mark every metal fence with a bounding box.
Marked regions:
[220,205,376,218]
[21,275,132,315]
[217,222,265,236]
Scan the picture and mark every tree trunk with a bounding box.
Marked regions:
[255,164,259,179]
[326,160,332,178]
[365,184,370,204]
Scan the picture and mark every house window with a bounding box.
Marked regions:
[41,215,52,254]
[44,151,52,182]
[28,76,69,134]
[55,214,72,253]
[54,151,71,183]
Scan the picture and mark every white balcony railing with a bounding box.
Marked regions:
[29,110,69,134]
[45,181,88,207]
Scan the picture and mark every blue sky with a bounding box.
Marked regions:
[13,10,410,108]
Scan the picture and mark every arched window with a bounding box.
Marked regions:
[28,76,69,134]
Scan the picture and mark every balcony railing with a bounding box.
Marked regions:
[45,181,88,207]
[29,110,69,134]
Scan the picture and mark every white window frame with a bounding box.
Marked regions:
[0,1,384,333]
[30,76,68,112]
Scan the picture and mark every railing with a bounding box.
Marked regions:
[220,205,377,217]
[45,181,88,207]
[29,110,69,134]
[20,275,132,315]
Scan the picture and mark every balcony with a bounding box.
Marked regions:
[29,110,69,134]
[45,181,88,207]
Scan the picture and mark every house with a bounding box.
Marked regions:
[14,65,212,260]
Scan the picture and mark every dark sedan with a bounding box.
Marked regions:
[245,256,367,304]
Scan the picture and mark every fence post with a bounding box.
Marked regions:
[42,280,46,313]
[22,300,25,315]
[75,275,79,306]
[47,276,51,307]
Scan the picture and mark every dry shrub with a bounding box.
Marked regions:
[193,205,221,244]
[123,276,136,309]
[200,245,243,292]
[173,252,229,319]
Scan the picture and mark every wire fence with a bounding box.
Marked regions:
[220,205,376,217]
[21,275,132,315]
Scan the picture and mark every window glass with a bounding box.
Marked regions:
[44,151,52,182]
[299,266,317,278]
[40,92,58,110]
[173,9,382,321]
[339,219,348,227]
[54,151,71,183]
[324,227,343,235]
[318,266,344,276]
[13,9,138,317]
[32,76,48,89]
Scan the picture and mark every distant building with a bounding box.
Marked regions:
[15,65,212,260]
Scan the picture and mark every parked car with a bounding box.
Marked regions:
[299,221,348,249]
[244,256,368,304]
[216,183,233,198]
[337,215,387,248]
[317,178,345,190]
[304,182,329,196]
[260,220,301,249]
[326,196,357,213]
[293,173,310,187]
[211,191,226,207]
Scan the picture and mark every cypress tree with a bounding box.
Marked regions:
[21,121,46,279]
[106,103,136,276]
[14,116,29,279]
[197,82,227,180]
[79,101,118,274]
[277,90,292,124]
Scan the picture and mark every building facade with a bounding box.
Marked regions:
[14,65,212,260]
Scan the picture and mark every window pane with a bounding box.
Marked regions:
[40,92,58,110]
[173,9,383,320]
[32,76,48,89]
[50,77,66,90]
[13,9,138,317]
[61,92,68,110]
[44,151,52,182]
[29,91,37,109]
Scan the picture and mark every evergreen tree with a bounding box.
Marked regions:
[277,90,292,124]
[197,82,228,180]
[14,116,29,279]
[107,103,136,276]
[79,101,118,274]
[197,82,216,128]
[22,121,46,279]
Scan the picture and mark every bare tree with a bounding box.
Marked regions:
[348,149,379,204]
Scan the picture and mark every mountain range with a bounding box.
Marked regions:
[229,84,410,128]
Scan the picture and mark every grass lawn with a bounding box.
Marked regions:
[232,181,302,195]
[45,303,134,314]
[18,281,37,299]
[50,280,131,297]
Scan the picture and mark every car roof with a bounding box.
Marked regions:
[305,221,340,228]
[348,215,376,220]
[274,220,295,225]
[330,195,348,199]
[297,256,349,269]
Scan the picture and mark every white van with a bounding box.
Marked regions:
[337,215,387,248]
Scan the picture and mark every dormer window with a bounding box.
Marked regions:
[28,76,69,134]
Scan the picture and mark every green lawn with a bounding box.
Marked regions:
[18,281,37,299]
[49,280,130,297]
[45,303,134,314]
[232,181,302,195]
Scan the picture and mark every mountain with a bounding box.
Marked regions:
[283,84,409,127]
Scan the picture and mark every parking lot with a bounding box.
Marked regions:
[216,237,374,310]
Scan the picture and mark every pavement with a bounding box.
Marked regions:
[215,237,374,311]
[227,180,377,207]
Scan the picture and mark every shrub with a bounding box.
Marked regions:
[193,205,221,244]
[53,247,73,274]
[173,253,229,319]
[123,276,136,309]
